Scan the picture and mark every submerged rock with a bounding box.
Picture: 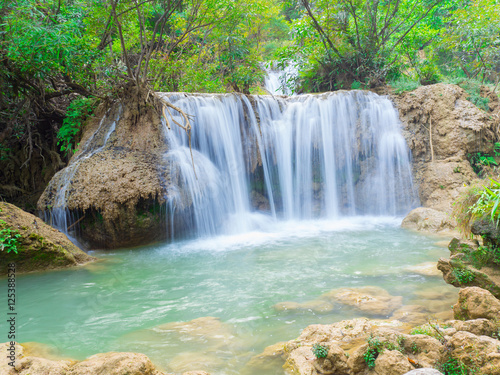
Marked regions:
[320,286,403,317]
[0,202,94,274]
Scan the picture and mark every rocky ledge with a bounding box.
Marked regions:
[255,287,500,375]
[0,202,94,275]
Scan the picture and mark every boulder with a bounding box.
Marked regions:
[283,344,349,375]
[246,342,287,372]
[401,208,455,233]
[445,319,498,336]
[448,331,500,374]
[0,342,169,375]
[0,202,94,274]
[373,350,413,375]
[453,287,500,320]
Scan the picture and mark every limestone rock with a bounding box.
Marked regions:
[445,319,498,336]
[453,287,500,320]
[0,202,94,275]
[374,350,413,375]
[401,208,455,233]
[448,331,500,374]
[155,317,235,342]
[394,83,492,212]
[401,335,445,368]
[391,305,429,325]
[182,372,211,375]
[321,286,403,316]
[68,352,162,375]
[404,262,441,277]
[283,344,349,375]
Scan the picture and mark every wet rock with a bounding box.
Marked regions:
[0,202,94,274]
[155,317,235,342]
[321,286,403,316]
[373,350,413,375]
[246,342,286,372]
[401,208,455,233]
[273,300,334,313]
[453,287,500,320]
[404,262,441,277]
[448,331,500,374]
[182,372,211,375]
[168,352,224,374]
[447,238,478,256]
[391,305,430,325]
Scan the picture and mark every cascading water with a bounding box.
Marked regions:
[45,108,121,234]
[263,63,297,95]
[161,91,417,240]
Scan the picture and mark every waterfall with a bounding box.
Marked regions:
[161,91,417,239]
[45,108,121,234]
[263,63,297,95]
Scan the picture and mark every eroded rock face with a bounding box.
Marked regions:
[401,207,455,233]
[0,202,94,274]
[449,331,500,374]
[393,83,492,212]
[37,103,176,249]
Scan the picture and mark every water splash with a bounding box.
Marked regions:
[161,91,417,240]
[263,63,297,96]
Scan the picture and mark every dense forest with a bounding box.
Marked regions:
[0,0,499,209]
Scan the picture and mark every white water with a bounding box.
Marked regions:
[162,91,417,240]
[264,64,297,95]
[46,108,121,233]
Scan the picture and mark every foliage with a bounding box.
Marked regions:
[363,335,384,368]
[468,152,498,176]
[57,97,98,155]
[439,356,474,375]
[452,267,476,284]
[0,220,21,254]
[389,76,422,93]
[312,343,328,359]
[469,179,500,227]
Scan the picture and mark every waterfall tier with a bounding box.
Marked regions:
[162,91,417,239]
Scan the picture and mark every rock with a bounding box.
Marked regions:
[321,286,403,316]
[449,331,500,374]
[391,305,429,325]
[283,344,349,375]
[445,319,498,336]
[403,370,444,375]
[37,104,175,249]
[448,238,478,256]
[401,335,445,368]
[373,350,413,375]
[471,217,500,248]
[437,256,500,298]
[246,342,286,371]
[0,202,94,274]
[453,287,500,320]
[155,317,235,343]
[273,300,334,313]
[404,262,441,277]
[401,208,455,233]
[69,352,163,375]
[394,83,492,212]
[182,372,211,375]
[168,352,224,374]
[292,318,375,348]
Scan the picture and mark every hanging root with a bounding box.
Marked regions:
[152,92,197,178]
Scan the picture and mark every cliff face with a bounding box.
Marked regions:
[392,83,495,213]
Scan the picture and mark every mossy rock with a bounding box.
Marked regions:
[0,202,94,275]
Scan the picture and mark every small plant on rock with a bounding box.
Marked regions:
[364,335,384,368]
[452,267,476,285]
[312,343,328,359]
[0,220,21,254]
